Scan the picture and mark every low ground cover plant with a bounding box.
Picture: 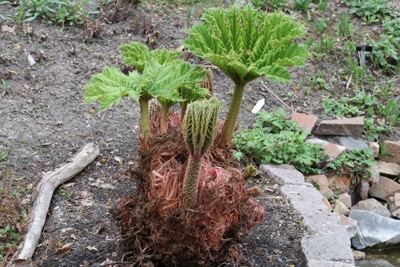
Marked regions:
[14,0,95,25]
[321,90,399,140]
[342,0,399,73]
[233,108,327,174]
[326,148,375,184]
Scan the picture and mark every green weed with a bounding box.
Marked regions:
[316,0,328,11]
[327,149,375,184]
[293,0,312,11]
[337,12,354,39]
[313,18,329,35]
[60,188,72,199]
[252,0,288,11]
[233,109,327,174]
[312,33,335,55]
[321,90,395,140]
[17,0,96,25]
[0,1,12,22]
[0,151,7,162]
[343,0,393,24]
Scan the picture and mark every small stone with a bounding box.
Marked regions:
[352,250,366,260]
[391,209,400,219]
[327,175,352,194]
[372,161,400,177]
[356,181,369,200]
[368,167,380,184]
[369,176,400,201]
[387,193,400,212]
[307,175,334,198]
[333,200,350,216]
[338,193,352,209]
[291,112,318,133]
[368,141,380,158]
[322,197,332,212]
[306,138,346,162]
[351,198,391,217]
[381,140,400,163]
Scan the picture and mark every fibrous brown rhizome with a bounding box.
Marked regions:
[118,105,265,266]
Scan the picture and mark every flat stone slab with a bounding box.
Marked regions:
[307,138,346,161]
[302,230,355,264]
[339,136,369,151]
[308,259,355,267]
[291,112,318,133]
[259,164,304,185]
[260,164,355,266]
[313,117,364,137]
[372,161,400,177]
[381,140,400,163]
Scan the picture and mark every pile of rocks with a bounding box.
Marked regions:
[291,113,400,252]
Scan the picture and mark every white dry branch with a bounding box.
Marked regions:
[7,143,100,267]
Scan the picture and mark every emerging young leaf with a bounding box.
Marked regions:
[182,98,223,156]
[120,42,182,73]
[141,59,206,104]
[120,42,150,73]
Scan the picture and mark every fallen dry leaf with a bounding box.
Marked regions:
[94,225,104,235]
[80,190,90,198]
[55,242,73,255]
[25,50,35,66]
[89,179,115,189]
[20,198,30,205]
[100,258,115,266]
[114,156,123,164]
[86,246,98,252]
[60,228,74,233]
[80,199,94,207]
[61,183,75,188]
[1,25,16,34]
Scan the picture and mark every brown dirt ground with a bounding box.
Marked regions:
[0,1,399,266]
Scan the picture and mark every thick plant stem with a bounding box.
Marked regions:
[160,106,169,133]
[139,97,151,152]
[183,154,202,209]
[220,81,246,147]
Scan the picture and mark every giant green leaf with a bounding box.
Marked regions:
[83,67,140,111]
[184,5,310,84]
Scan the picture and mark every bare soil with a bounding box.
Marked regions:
[0,1,398,267]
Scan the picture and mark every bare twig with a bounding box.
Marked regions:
[260,81,294,112]
[7,143,100,267]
